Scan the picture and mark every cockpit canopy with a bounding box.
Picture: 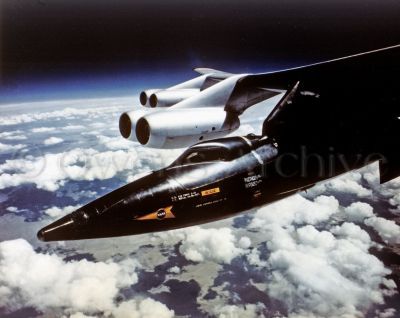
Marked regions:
[172,146,229,166]
[169,135,269,167]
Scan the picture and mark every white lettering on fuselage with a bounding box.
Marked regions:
[244,174,262,188]
[171,191,200,202]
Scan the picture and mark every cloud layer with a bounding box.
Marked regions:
[0,239,174,317]
[44,136,64,145]
[0,146,180,191]
[179,227,250,264]
[247,193,398,317]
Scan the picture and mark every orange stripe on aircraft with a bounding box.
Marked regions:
[137,206,175,220]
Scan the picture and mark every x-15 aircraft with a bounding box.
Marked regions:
[38,45,400,241]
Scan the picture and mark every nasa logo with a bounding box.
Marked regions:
[157,209,166,219]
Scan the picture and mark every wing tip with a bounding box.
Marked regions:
[194,68,233,77]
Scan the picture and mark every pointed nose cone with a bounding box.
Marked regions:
[37,215,75,242]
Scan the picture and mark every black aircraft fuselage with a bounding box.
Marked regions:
[38,135,378,241]
[38,45,400,241]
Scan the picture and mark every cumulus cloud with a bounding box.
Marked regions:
[265,225,391,317]
[5,206,19,213]
[344,202,375,223]
[178,227,249,264]
[249,194,339,229]
[63,125,85,130]
[0,130,27,140]
[305,170,372,198]
[0,142,181,192]
[0,239,137,313]
[66,300,174,318]
[158,227,250,264]
[0,142,25,153]
[331,222,371,249]
[327,173,372,197]
[67,313,96,318]
[246,192,396,317]
[97,135,135,151]
[362,162,381,186]
[246,248,268,267]
[111,298,174,318]
[215,303,266,318]
[389,192,400,210]
[168,266,181,274]
[374,308,397,318]
[44,205,81,218]
[0,131,20,138]
[238,236,252,249]
[0,239,174,318]
[44,137,64,145]
[360,163,400,210]
[65,189,98,202]
[31,127,56,133]
[364,217,400,244]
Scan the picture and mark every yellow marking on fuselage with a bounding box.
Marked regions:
[201,187,220,196]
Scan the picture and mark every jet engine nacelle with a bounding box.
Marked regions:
[139,89,161,106]
[119,109,152,140]
[119,108,240,148]
[149,89,200,108]
[139,74,212,108]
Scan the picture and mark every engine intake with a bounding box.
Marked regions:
[119,113,132,139]
[139,89,160,107]
[149,89,200,107]
[119,109,155,141]
[136,118,151,144]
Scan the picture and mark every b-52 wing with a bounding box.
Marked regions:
[118,43,400,184]
[253,44,400,183]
